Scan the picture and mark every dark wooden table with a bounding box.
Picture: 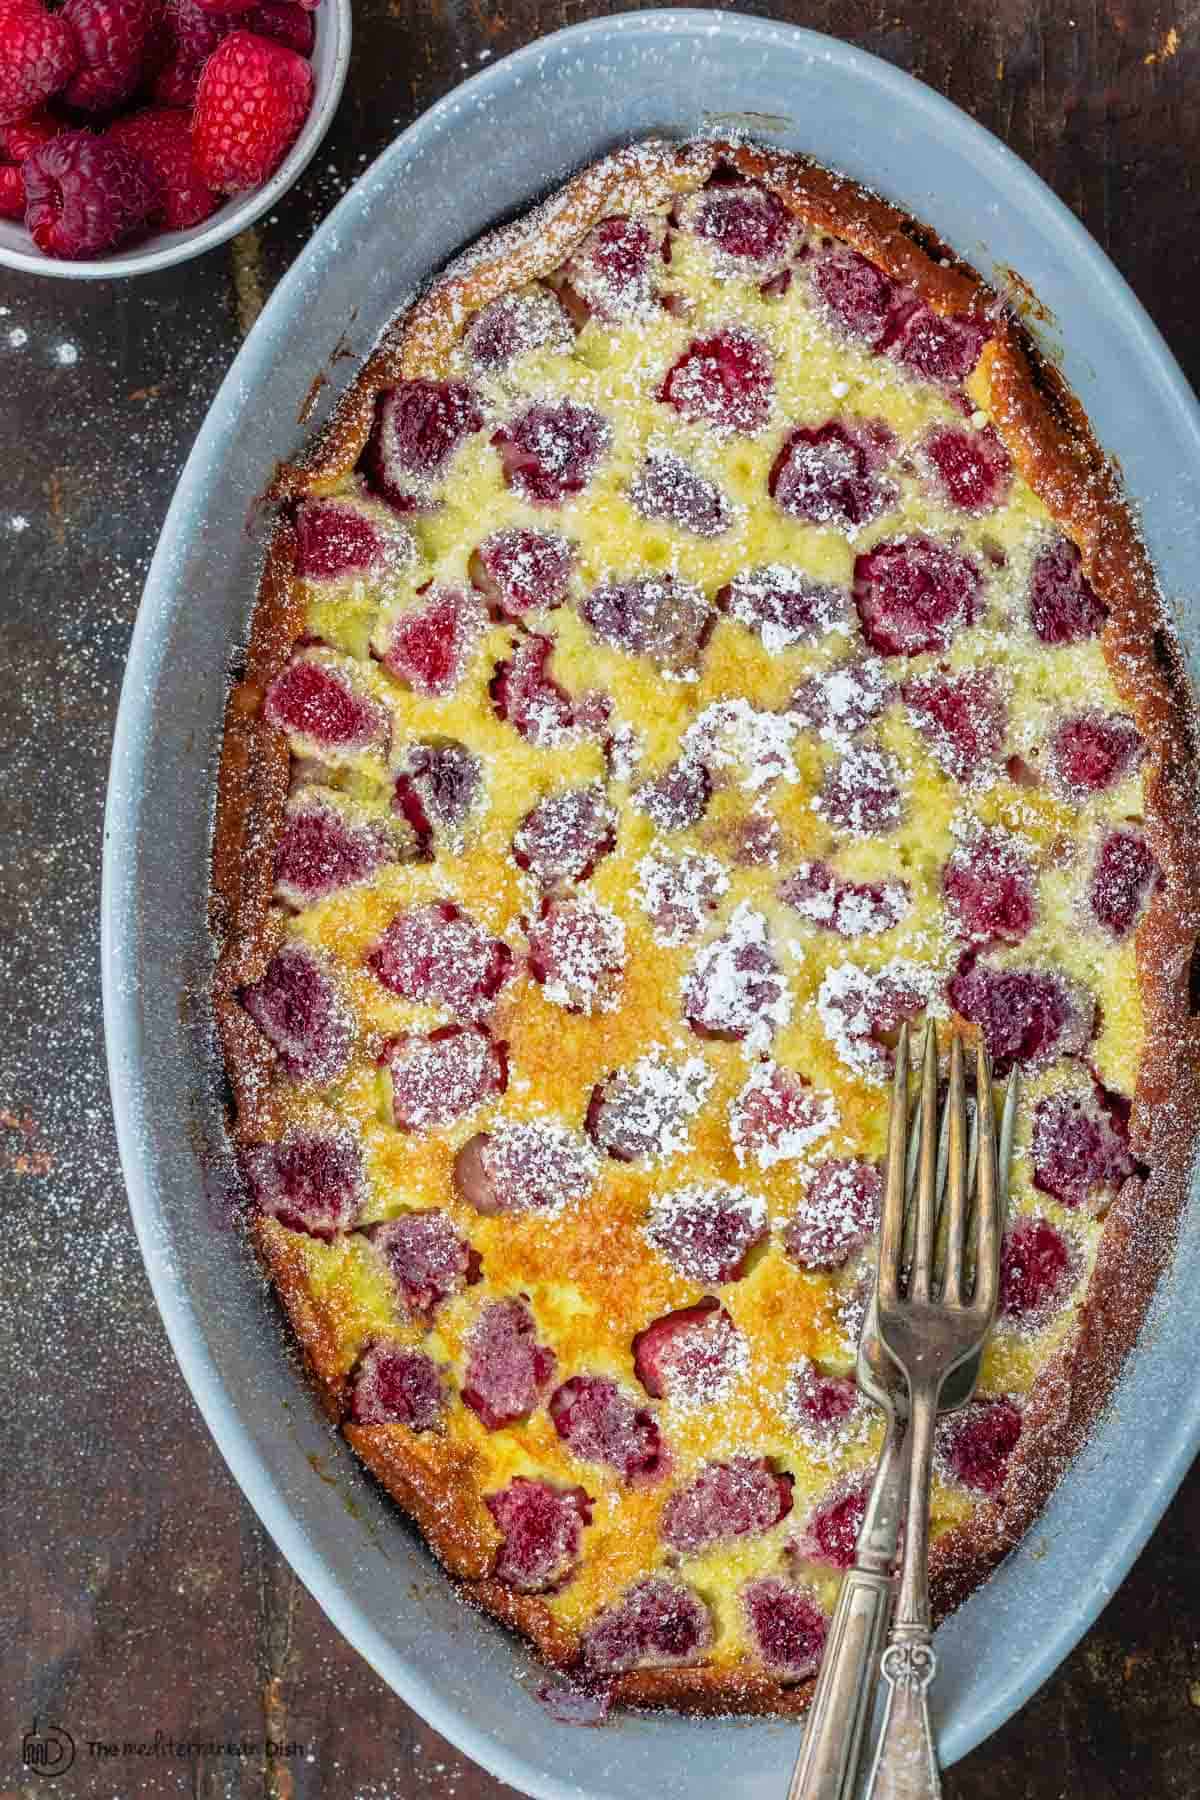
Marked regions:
[3,2,1200,1794]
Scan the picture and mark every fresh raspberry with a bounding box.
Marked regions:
[60,0,161,112]
[108,105,217,229]
[0,107,60,218]
[0,2,78,126]
[163,0,229,60]
[23,128,160,257]
[151,50,200,103]
[240,0,312,54]
[192,28,312,193]
[191,0,253,13]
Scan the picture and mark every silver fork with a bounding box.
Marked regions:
[789,1051,1015,1800]
[862,1023,1001,1800]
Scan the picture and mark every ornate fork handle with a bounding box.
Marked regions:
[787,1411,905,1800]
[863,1377,942,1800]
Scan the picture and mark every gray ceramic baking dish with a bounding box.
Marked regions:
[102,12,1200,1793]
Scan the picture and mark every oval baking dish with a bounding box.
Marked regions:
[103,13,1200,1794]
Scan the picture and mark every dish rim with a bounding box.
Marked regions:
[102,11,1200,1788]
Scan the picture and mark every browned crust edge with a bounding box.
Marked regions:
[211,135,1200,1716]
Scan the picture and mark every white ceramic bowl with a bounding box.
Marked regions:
[0,0,350,279]
[103,13,1200,1797]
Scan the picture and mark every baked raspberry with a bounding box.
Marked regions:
[363,379,483,513]
[263,654,388,759]
[920,423,1012,513]
[1031,1088,1135,1210]
[630,449,733,538]
[1028,536,1107,644]
[525,894,625,1015]
[294,489,414,581]
[904,669,1006,785]
[815,741,906,837]
[797,1478,869,1569]
[785,1357,859,1438]
[817,958,932,1076]
[947,953,1093,1071]
[0,3,77,125]
[743,1578,826,1679]
[680,181,793,269]
[469,528,573,619]
[717,564,849,651]
[729,1061,836,1169]
[462,1297,556,1430]
[513,783,617,887]
[240,0,313,52]
[942,829,1036,945]
[490,633,604,747]
[368,901,512,1020]
[811,245,899,348]
[1089,829,1157,938]
[790,658,894,744]
[660,328,774,435]
[630,759,711,831]
[937,1396,1021,1495]
[998,1216,1073,1323]
[23,129,159,258]
[549,1376,666,1482]
[769,419,897,531]
[633,1300,745,1406]
[581,1578,713,1674]
[192,29,312,193]
[486,1479,592,1592]
[723,808,783,869]
[682,904,789,1047]
[634,848,727,946]
[581,574,714,676]
[492,400,609,504]
[62,0,159,111]
[587,1050,713,1165]
[239,1129,362,1238]
[392,740,481,852]
[890,305,991,384]
[384,1026,507,1131]
[378,584,484,698]
[1048,711,1142,798]
[560,211,666,317]
[350,1343,447,1430]
[241,941,352,1085]
[779,861,909,938]
[453,1122,598,1217]
[365,1209,478,1318]
[644,1181,768,1285]
[661,1458,793,1554]
[273,791,391,907]
[465,286,574,371]
[853,535,983,657]
[105,105,218,230]
[784,1159,881,1270]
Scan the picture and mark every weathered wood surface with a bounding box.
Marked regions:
[3,1,1199,1793]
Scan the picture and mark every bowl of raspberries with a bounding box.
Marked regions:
[0,0,349,273]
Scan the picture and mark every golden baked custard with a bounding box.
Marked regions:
[212,138,1199,1716]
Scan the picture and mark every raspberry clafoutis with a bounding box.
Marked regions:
[212,139,1200,1717]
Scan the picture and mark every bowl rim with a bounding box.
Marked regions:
[0,0,351,280]
[102,10,1200,1790]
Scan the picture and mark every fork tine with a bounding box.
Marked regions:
[971,1039,1000,1318]
[878,1023,909,1307]
[941,1034,969,1306]
[910,1019,939,1304]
